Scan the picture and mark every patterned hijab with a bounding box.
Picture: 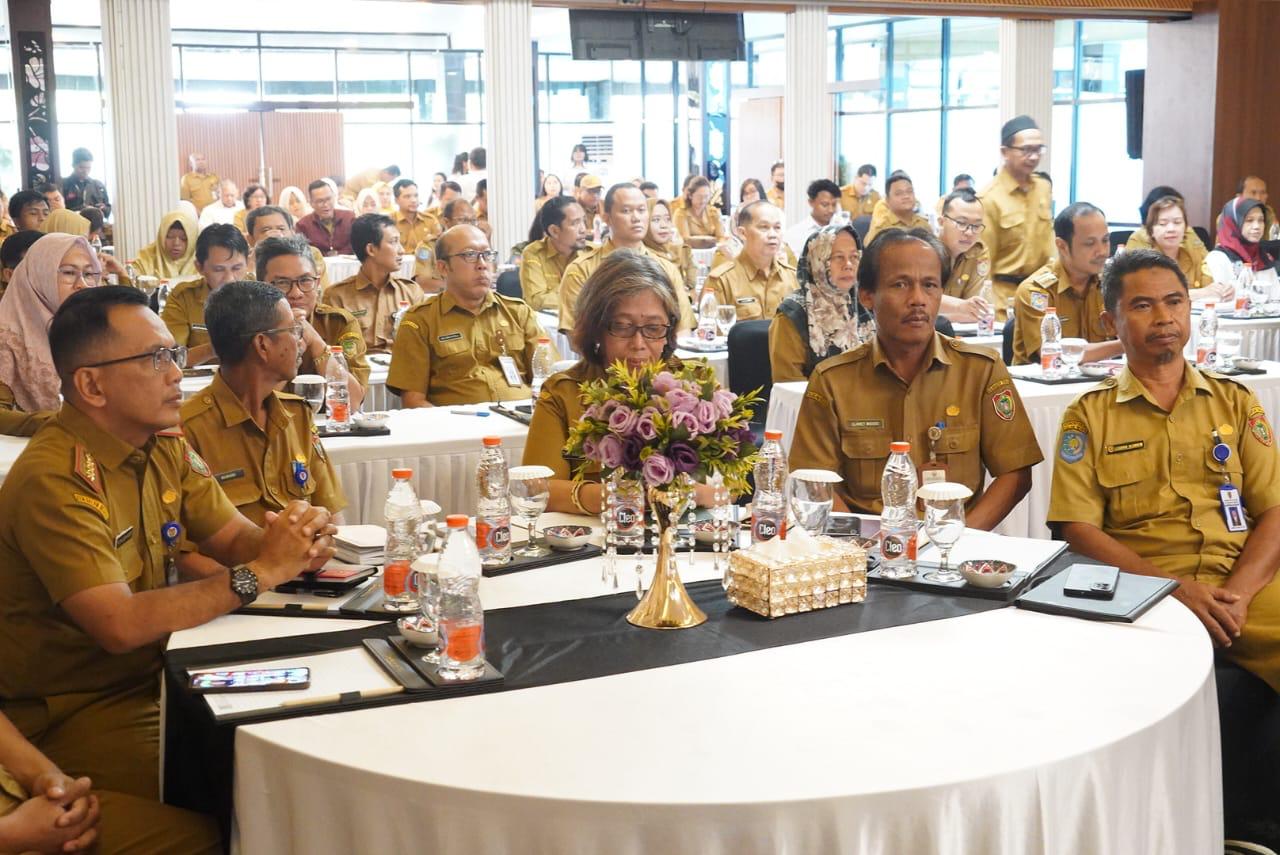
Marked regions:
[794,225,865,360]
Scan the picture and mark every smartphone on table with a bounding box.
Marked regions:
[188,667,311,693]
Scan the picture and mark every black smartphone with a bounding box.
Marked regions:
[1062,564,1120,600]
[188,667,311,693]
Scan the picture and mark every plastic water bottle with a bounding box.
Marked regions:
[383,468,423,613]
[324,346,351,432]
[751,429,788,544]
[976,278,995,336]
[392,299,410,335]
[476,436,512,565]
[1197,301,1218,367]
[879,441,918,579]
[530,338,553,399]
[437,514,486,681]
[697,289,719,342]
[1039,306,1063,379]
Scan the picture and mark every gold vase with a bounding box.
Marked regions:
[626,477,707,630]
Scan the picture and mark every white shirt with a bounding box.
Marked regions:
[785,216,823,256]
[199,200,243,231]
[457,169,487,202]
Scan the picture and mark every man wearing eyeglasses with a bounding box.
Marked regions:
[180,280,346,528]
[245,205,332,293]
[388,225,556,407]
[256,234,367,407]
[979,115,1056,318]
[704,201,796,321]
[159,224,249,366]
[937,188,994,324]
[323,213,424,354]
[0,286,336,850]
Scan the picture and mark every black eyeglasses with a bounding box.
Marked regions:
[1003,144,1047,157]
[268,275,319,293]
[606,321,670,340]
[80,345,188,372]
[941,216,985,235]
[253,324,304,340]
[441,249,497,264]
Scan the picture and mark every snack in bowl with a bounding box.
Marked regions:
[543,524,593,551]
[352,411,390,430]
[726,528,866,618]
[397,615,437,647]
[958,559,1016,588]
[692,519,738,545]
[1233,357,1262,371]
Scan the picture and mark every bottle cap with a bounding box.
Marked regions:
[890,441,911,453]
[391,468,413,479]
[445,514,469,528]
[538,337,550,343]
[1043,306,1057,314]
[328,345,343,353]
[764,429,783,441]
[482,436,502,447]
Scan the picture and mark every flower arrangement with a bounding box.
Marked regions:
[564,359,761,492]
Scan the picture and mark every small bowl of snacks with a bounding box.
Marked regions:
[543,524,593,551]
[958,559,1017,589]
[1080,363,1115,378]
[1233,357,1262,371]
[352,411,390,430]
[691,519,738,545]
[397,615,437,647]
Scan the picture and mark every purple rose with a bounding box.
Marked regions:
[652,371,680,394]
[597,434,625,468]
[622,436,645,470]
[583,404,601,421]
[597,399,618,420]
[712,388,736,419]
[665,389,699,413]
[607,404,639,435]
[669,442,700,474]
[582,437,599,460]
[671,409,701,437]
[642,453,675,487]
[636,411,658,441]
[694,400,719,433]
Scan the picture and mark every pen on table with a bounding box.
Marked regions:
[243,601,332,612]
[275,686,405,709]
[450,409,490,417]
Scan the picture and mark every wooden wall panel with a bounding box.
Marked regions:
[261,111,344,201]
[175,112,261,190]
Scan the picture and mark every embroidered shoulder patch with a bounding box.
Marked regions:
[1059,429,1087,463]
[1029,291,1049,312]
[186,447,211,476]
[991,389,1015,422]
[1249,412,1274,447]
[73,492,108,519]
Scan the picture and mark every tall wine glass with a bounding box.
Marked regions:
[293,374,326,417]
[716,305,737,338]
[509,466,553,557]
[1060,338,1087,378]
[918,482,973,584]
[787,469,842,536]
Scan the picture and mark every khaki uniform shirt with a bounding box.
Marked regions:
[840,187,880,218]
[673,206,725,242]
[387,290,556,405]
[522,361,602,480]
[0,404,237,700]
[789,333,1044,514]
[160,277,213,350]
[323,271,424,354]
[1012,260,1111,366]
[1125,229,1212,287]
[766,187,785,209]
[865,200,931,245]
[767,310,817,383]
[558,240,695,332]
[705,254,797,321]
[394,209,441,254]
[519,237,582,312]
[180,172,221,214]
[300,303,371,388]
[0,380,53,437]
[945,240,992,301]
[978,169,1055,307]
[179,373,345,527]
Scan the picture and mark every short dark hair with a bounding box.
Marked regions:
[393,178,416,199]
[241,183,267,208]
[80,206,104,235]
[735,200,771,228]
[538,195,579,235]
[857,228,950,293]
[37,182,61,197]
[807,179,841,201]
[740,178,767,204]
[941,187,981,217]
[254,234,316,281]
[383,165,401,178]
[441,180,462,196]
[9,190,45,218]
[351,213,395,262]
[1101,248,1188,314]
[195,223,249,266]
[951,173,973,187]
[1139,185,1182,223]
[205,279,288,366]
[475,178,486,196]
[72,147,93,164]
[884,170,913,194]
[771,161,784,174]
[573,250,678,367]
[246,204,293,236]
[441,199,471,221]
[856,164,877,178]
[1237,175,1263,194]
[49,286,149,382]
[604,182,641,214]
[639,181,659,193]
[0,230,42,271]
[1054,201,1105,244]
[306,179,330,197]
[469,146,486,170]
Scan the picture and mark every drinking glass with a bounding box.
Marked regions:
[1218,328,1243,368]
[787,469,840,537]
[922,495,966,584]
[1060,338,1087,378]
[509,466,553,558]
[716,305,737,338]
[293,374,326,416]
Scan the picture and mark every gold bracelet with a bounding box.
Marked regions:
[570,480,589,515]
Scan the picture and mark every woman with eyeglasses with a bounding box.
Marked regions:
[0,233,101,435]
[523,251,719,514]
[133,210,198,280]
[769,224,866,383]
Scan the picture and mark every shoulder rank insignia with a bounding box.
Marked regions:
[73,444,103,495]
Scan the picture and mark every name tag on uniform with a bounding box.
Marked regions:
[215,469,245,483]
[192,324,208,331]
[438,332,462,342]
[735,297,757,304]
[114,526,134,548]
[920,462,948,485]
[1220,484,1249,532]
[847,419,883,429]
[351,309,368,318]
[1104,440,1145,455]
[498,355,523,387]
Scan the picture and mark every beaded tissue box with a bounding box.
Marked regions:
[726,531,867,618]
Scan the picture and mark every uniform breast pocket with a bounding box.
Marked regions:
[1098,454,1159,526]
[998,209,1026,231]
[432,336,475,379]
[938,423,981,490]
[840,428,892,500]
[734,297,762,320]
[286,463,318,500]
[219,475,264,512]
[1206,446,1245,491]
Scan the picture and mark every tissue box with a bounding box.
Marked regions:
[726,534,867,618]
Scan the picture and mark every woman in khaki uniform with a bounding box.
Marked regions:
[642,198,696,295]
[672,176,725,243]
[1140,195,1232,303]
[133,210,197,280]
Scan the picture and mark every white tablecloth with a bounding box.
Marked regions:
[1220,314,1280,361]
[180,365,398,412]
[170,542,1221,855]
[767,361,1280,539]
[323,255,416,285]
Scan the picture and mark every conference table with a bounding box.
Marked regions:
[180,361,400,413]
[766,360,1280,539]
[165,523,1221,854]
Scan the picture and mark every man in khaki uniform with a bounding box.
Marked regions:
[1013,202,1122,366]
[160,224,249,366]
[558,183,695,333]
[790,229,1042,527]
[705,200,796,321]
[979,115,1056,316]
[937,187,993,324]
[392,178,441,256]
[258,234,369,406]
[0,286,335,852]
[388,225,556,407]
[865,170,931,244]
[414,199,483,294]
[346,164,399,197]
[767,161,785,210]
[323,213,424,354]
[520,196,588,312]
[181,281,346,527]
[840,163,880,218]
[246,205,331,292]
[179,153,220,214]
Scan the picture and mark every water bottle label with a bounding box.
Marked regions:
[441,618,483,663]
[384,559,411,598]
[615,504,641,533]
[881,530,917,561]
[1040,351,1061,375]
[977,315,994,336]
[328,399,349,422]
[1197,344,1216,367]
[752,513,784,542]
[476,518,511,552]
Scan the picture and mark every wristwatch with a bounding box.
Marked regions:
[229,565,259,606]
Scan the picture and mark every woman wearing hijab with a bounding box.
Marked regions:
[768,224,866,383]
[355,188,380,215]
[41,208,90,238]
[643,198,696,293]
[133,210,198,279]
[278,186,310,221]
[0,233,102,435]
[1206,196,1277,286]
[372,181,396,214]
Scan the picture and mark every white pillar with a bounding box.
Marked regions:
[483,0,535,256]
[783,5,831,227]
[99,0,177,259]
[999,19,1054,174]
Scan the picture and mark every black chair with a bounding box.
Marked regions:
[727,319,772,435]
[1193,225,1211,247]
[1001,316,1015,365]
[851,215,872,242]
[495,269,522,300]
[934,315,954,337]
[1108,230,1133,257]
